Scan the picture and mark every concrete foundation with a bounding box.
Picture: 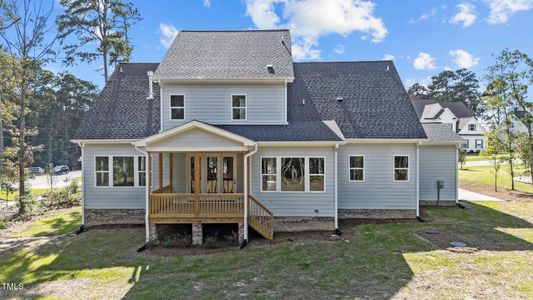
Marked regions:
[420,200,457,206]
[192,223,203,245]
[85,209,145,226]
[238,223,245,244]
[274,217,334,232]
[338,209,416,219]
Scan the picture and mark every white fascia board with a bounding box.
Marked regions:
[145,146,249,152]
[155,78,293,84]
[345,139,426,144]
[257,141,345,147]
[71,139,138,145]
[419,141,464,146]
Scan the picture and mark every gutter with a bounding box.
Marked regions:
[334,143,341,235]
[134,145,151,245]
[416,141,420,218]
[242,143,258,247]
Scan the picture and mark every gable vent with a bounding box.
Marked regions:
[266,64,275,74]
[336,96,344,102]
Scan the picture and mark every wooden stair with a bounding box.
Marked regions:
[248,195,274,240]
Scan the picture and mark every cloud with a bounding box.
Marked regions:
[409,7,439,23]
[292,43,321,60]
[383,53,395,61]
[159,23,178,48]
[203,0,211,8]
[450,3,477,27]
[413,52,436,70]
[449,49,480,68]
[484,0,533,24]
[334,44,345,54]
[245,0,388,60]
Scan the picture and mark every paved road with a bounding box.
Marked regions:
[458,188,503,201]
[28,170,82,189]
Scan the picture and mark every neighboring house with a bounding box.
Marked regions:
[411,99,485,153]
[72,30,463,246]
[512,109,532,135]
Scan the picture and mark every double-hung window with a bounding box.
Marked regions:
[468,124,476,131]
[261,158,277,192]
[138,156,147,186]
[170,95,184,120]
[349,156,364,181]
[113,157,135,186]
[95,157,109,186]
[475,139,483,149]
[281,158,305,191]
[232,95,246,120]
[393,156,409,182]
[309,157,325,191]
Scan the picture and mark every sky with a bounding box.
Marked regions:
[44,0,533,89]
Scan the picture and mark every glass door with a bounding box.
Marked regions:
[222,155,236,193]
[206,156,218,193]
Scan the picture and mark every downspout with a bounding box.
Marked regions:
[134,145,151,248]
[76,142,87,234]
[416,141,421,221]
[242,143,258,247]
[455,145,465,209]
[334,143,341,235]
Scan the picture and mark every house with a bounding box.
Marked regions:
[411,99,485,153]
[511,109,532,135]
[72,29,463,246]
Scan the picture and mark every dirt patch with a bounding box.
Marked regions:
[460,180,533,202]
[416,228,474,251]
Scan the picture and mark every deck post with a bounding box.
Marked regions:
[194,152,200,216]
[158,152,163,190]
[169,153,173,193]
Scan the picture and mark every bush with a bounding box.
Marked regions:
[224,230,240,246]
[41,182,81,208]
[204,234,218,249]
[18,194,45,218]
[160,233,192,248]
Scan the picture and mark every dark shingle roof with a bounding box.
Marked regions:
[287,62,427,139]
[154,30,294,80]
[73,63,160,140]
[422,123,464,142]
[217,121,342,141]
[411,99,474,119]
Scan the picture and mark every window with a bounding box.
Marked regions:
[463,140,469,149]
[309,157,325,191]
[445,123,453,131]
[261,158,277,192]
[95,157,109,186]
[170,95,184,120]
[138,156,146,186]
[113,157,134,187]
[232,95,246,120]
[393,156,409,182]
[475,139,483,149]
[349,156,364,181]
[468,124,476,131]
[281,157,305,191]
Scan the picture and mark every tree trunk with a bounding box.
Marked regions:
[495,166,498,192]
[528,124,533,192]
[0,117,4,173]
[103,44,108,82]
[18,85,27,215]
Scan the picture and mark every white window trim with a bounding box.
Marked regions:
[138,156,147,187]
[169,94,185,120]
[468,124,476,131]
[260,156,326,193]
[231,94,247,121]
[475,139,483,149]
[94,155,145,188]
[393,155,410,183]
[348,155,365,182]
[308,157,326,192]
[260,157,278,193]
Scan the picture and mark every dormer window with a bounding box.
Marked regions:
[468,124,476,131]
[232,95,246,120]
[170,95,185,120]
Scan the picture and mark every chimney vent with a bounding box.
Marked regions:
[336,96,344,102]
[147,71,154,99]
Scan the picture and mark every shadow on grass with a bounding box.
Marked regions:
[0,201,531,299]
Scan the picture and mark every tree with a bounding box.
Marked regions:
[458,148,466,170]
[516,133,532,190]
[408,69,484,117]
[481,129,505,192]
[57,0,142,82]
[0,0,56,215]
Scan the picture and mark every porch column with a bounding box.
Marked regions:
[158,152,163,190]
[145,152,152,242]
[169,153,173,193]
[194,152,200,216]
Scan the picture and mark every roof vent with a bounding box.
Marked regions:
[266,64,275,74]
[147,71,154,99]
[336,97,344,102]
[386,65,390,72]
[302,98,305,105]
[119,66,123,72]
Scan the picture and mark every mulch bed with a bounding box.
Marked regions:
[460,180,533,202]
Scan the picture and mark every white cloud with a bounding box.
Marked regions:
[484,0,533,24]
[413,52,436,70]
[159,23,178,48]
[449,49,480,68]
[334,44,345,54]
[245,0,388,60]
[450,3,477,27]
[409,7,438,23]
[383,53,395,61]
[203,0,211,8]
[292,43,321,60]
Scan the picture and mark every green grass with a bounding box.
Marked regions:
[0,201,531,299]
[0,187,72,201]
[465,153,509,162]
[459,165,533,193]
[14,207,81,237]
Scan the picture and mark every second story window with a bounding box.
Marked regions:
[170,95,184,120]
[232,95,246,120]
[468,124,476,131]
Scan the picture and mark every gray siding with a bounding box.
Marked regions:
[83,144,145,209]
[161,83,286,130]
[251,147,335,217]
[338,144,417,209]
[419,145,457,202]
[150,128,244,149]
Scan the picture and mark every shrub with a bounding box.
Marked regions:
[42,182,81,208]
[224,230,240,246]
[18,194,44,218]
[204,235,218,249]
[160,233,192,248]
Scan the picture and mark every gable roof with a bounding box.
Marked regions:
[411,99,474,119]
[422,123,464,142]
[73,63,160,140]
[154,30,294,81]
[287,61,427,139]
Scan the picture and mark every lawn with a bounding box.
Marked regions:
[0,187,72,201]
[465,153,508,162]
[459,165,533,194]
[0,201,531,299]
[14,207,81,237]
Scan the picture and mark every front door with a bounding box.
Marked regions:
[188,154,237,194]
